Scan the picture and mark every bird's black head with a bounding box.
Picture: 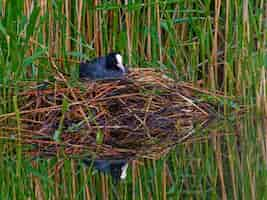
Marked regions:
[106,52,126,73]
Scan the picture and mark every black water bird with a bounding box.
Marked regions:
[79,53,127,80]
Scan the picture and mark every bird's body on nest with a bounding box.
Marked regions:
[79,53,127,80]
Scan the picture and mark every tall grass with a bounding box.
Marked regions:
[0,0,266,199]
[0,1,265,104]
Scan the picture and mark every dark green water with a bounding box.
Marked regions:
[0,114,266,199]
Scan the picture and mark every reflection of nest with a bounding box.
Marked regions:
[0,68,215,159]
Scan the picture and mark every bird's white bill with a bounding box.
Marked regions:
[116,63,126,73]
[115,54,125,73]
[120,163,128,179]
[115,54,123,65]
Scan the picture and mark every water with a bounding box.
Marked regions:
[0,114,266,199]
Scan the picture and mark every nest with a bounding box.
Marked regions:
[0,68,216,160]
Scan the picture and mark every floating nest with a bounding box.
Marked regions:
[0,68,216,160]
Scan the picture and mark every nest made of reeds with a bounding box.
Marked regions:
[0,68,216,160]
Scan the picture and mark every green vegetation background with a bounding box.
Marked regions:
[0,0,266,199]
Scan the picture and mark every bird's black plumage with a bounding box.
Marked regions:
[79,53,127,80]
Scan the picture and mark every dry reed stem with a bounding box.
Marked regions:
[147,0,151,61]
[224,0,229,114]
[65,0,71,52]
[155,0,163,63]
[243,0,250,43]
[211,0,221,90]
[125,0,132,65]
[77,0,83,54]
[93,0,100,56]
[48,1,53,55]
[86,4,92,44]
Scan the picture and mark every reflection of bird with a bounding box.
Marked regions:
[79,53,127,80]
[83,159,128,182]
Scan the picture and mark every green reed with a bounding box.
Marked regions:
[0,0,266,199]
